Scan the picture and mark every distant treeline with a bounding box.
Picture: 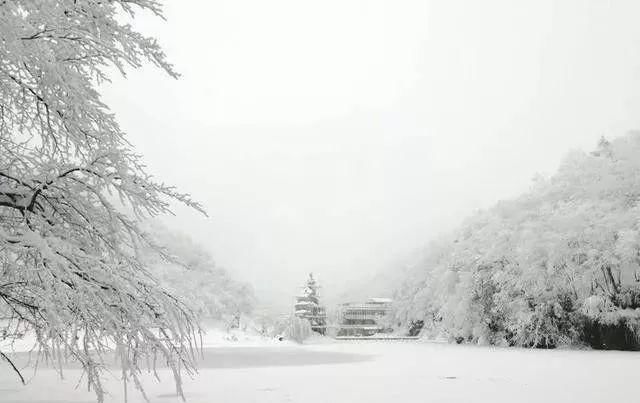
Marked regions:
[144,224,255,323]
[395,133,640,350]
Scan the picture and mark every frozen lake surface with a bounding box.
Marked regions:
[1,340,638,402]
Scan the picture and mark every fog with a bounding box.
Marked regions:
[102,0,640,311]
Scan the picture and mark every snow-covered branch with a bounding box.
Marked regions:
[0,1,205,401]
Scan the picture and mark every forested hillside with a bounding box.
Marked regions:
[395,133,640,349]
[145,224,255,323]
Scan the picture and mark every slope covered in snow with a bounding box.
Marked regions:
[394,133,640,349]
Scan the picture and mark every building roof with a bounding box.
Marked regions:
[368,297,393,304]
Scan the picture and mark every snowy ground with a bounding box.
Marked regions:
[1,333,638,403]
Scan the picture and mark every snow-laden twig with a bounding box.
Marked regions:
[0,1,205,402]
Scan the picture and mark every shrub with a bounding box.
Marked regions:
[286,317,313,343]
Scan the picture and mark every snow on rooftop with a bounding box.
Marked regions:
[367,297,393,303]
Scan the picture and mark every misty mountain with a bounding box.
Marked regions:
[144,223,255,322]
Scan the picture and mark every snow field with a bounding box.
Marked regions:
[1,337,637,403]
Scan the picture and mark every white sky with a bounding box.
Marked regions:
[104,0,640,311]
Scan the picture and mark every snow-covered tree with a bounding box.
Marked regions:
[0,1,203,401]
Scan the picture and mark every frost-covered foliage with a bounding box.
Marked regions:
[286,316,313,344]
[396,134,640,350]
[0,1,204,401]
[144,224,255,323]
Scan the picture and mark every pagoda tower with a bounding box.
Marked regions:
[294,273,327,335]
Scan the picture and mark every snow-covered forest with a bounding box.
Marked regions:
[143,224,255,322]
[3,1,640,402]
[394,134,640,349]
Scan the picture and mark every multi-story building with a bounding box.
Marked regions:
[336,297,394,337]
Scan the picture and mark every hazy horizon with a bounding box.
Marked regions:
[101,0,640,311]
